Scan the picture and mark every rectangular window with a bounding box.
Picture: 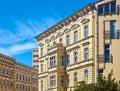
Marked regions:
[50,56,56,68]
[110,20,117,38]
[60,56,64,66]
[98,5,104,15]
[74,73,78,85]
[60,76,64,87]
[50,76,56,88]
[59,38,62,43]
[66,75,69,87]
[41,80,43,91]
[98,1,116,15]
[40,47,43,57]
[105,3,109,14]
[74,31,78,43]
[16,73,18,79]
[66,55,70,66]
[84,70,88,83]
[41,64,43,73]
[66,35,70,46]
[84,47,89,61]
[74,52,78,63]
[84,25,88,38]
[98,69,103,78]
[111,2,116,13]
[104,45,110,62]
[47,44,50,53]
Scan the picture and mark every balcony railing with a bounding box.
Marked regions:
[98,54,105,69]
[104,30,120,40]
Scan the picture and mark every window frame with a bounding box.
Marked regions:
[66,35,70,46]
[74,31,78,43]
[84,25,88,38]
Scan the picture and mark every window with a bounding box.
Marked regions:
[41,64,43,73]
[84,70,88,83]
[60,56,64,66]
[74,52,78,63]
[74,31,78,43]
[16,83,18,89]
[59,38,62,43]
[105,3,109,14]
[84,47,88,61]
[66,35,70,46]
[33,55,38,57]
[50,76,56,88]
[98,1,116,15]
[19,74,21,80]
[104,45,110,62]
[20,84,22,90]
[47,44,50,53]
[74,73,78,85]
[16,73,18,79]
[66,55,70,66]
[110,20,116,38]
[98,69,103,78]
[60,76,64,87]
[98,4,104,15]
[53,41,56,45]
[66,75,70,87]
[84,25,88,38]
[41,80,43,91]
[33,60,38,62]
[50,56,56,68]
[40,47,43,57]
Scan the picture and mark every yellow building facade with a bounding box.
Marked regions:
[35,0,120,91]
[0,53,38,91]
[0,53,15,91]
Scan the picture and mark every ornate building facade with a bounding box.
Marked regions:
[0,53,15,91]
[36,0,120,91]
[0,53,38,91]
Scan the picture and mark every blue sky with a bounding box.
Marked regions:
[0,0,96,66]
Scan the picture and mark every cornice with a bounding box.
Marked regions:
[35,4,94,41]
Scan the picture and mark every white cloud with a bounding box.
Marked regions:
[0,42,37,56]
[0,17,60,56]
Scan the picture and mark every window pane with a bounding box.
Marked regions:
[105,3,109,14]
[66,55,70,66]
[84,70,88,83]
[74,31,78,43]
[84,25,88,38]
[84,48,88,61]
[110,20,116,38]
[104,45,110,62]
[66,35,70,46]
[98,5,104,15]
[111,2,116,13]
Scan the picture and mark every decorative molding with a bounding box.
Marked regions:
[71,24,80,30]
[56,32,63,38]
[64,28,71,34]
[51,36,56,41]
[39,43,44,47]
[45,39,51,43]
[81,18,90,24]
[82,42,90,46]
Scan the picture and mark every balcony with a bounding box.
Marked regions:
[98,54,113,69]
[48,43,65,53]
[98,54,105,69]
[104,30,120,44]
